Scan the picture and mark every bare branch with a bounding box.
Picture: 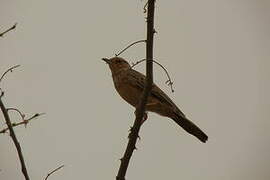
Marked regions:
[7,108,25,119]
[0,98,30,180]
[131,58,174,92]
[0,65,20,84]
[0,23,17,37]
[45,165,64,180]
[115,40,146,57]
[116,1,156,180]
[0,112,45,134]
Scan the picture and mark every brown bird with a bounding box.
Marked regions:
[102,56,208,143]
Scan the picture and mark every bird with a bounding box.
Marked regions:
[102,56,208,143]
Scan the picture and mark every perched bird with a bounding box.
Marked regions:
[102,56,208,143]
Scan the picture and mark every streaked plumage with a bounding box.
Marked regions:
[102,56,208,143]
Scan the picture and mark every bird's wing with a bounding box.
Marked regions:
[127,69,186,117]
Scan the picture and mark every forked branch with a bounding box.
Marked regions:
[0,112,44,134]
[0,98,30,180]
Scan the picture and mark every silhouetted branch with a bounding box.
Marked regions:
[115,40,146,57]
[131,58,174,92]
[45,165,64,180]
[116,1,156,180]
[0,23,17,37]
[0,112,44,134]
[0,98,30,180]
[0,65,20,83]
[7,108,25,119]
[0,65,31,180]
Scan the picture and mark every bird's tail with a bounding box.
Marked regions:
[172,113,208,143]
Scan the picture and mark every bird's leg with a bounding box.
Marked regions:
[142,112,148,124]
[135,102,159,124]
[130,110,148,140]
[134,110,148,125]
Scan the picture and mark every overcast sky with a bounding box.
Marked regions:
[1,0,270,180]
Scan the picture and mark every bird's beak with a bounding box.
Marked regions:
[102,58,111,64]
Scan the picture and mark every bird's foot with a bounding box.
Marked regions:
[134,110,148,125]
[141,112,148,124]
[128,126,141,140]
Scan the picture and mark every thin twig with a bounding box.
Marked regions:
[0,112,44,134]
[7,108,25,119]
[115,40,146,57]
[0,23,17,37]
[116,1,156,180]
[0,65,20,83]
[0,98,30,180]
[45,165,64,180]
[131,59,174,92]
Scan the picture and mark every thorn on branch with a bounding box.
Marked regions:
[128,125,134,133]
[128,126,142,141]
[143,2,148,13]
[128,131,132,139]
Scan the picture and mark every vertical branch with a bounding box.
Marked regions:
[0,98,30,180]
[116,1,156,180]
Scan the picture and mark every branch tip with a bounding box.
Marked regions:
[0,65,21,84]
[115,40,146,57]
[0,23,18,37]
[143,2,148,13]
[45,165,65,180]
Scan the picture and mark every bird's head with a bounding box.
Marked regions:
[102,57,131,74]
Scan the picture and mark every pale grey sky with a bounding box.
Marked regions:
[1,0,270,180]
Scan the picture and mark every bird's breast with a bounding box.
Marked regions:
[112,74,141,107]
